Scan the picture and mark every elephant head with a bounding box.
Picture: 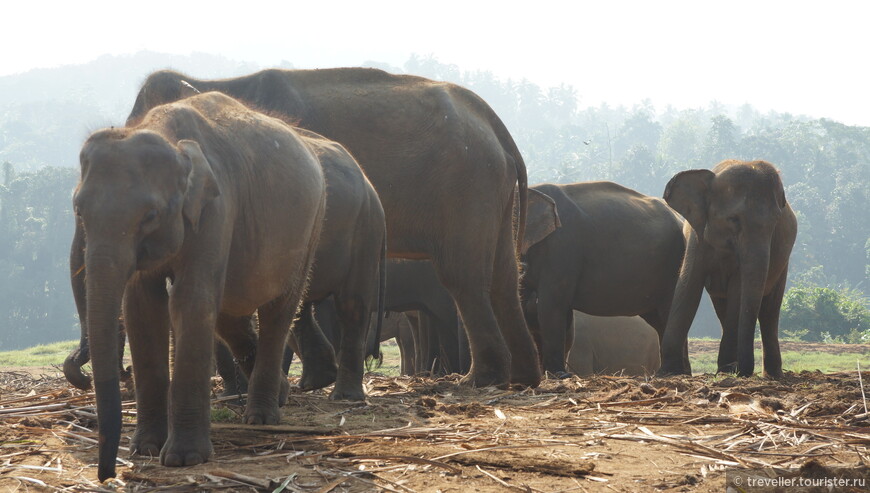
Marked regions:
[127,71,201,126]
[663,160,792,377]
[74,129,218,480]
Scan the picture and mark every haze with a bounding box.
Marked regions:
[4,1,869,126]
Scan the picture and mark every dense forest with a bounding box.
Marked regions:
[0,52,867,350]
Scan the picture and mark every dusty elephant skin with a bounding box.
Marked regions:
[73,92,326,480]
[123,68,540,388]
[375,260,466,375]
[567,313,661,376]
[296,260,464,380]
[521,182,686,376]
[263,127,386,400]
[659,159,798,378]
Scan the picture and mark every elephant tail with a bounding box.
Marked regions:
[365,229,386,370]
[484,101,528,258]
[515,151,528,259]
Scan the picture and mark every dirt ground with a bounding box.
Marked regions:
[2,343,870,492]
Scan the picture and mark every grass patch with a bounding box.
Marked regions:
[691,350,870,374]
[0,340,79,367]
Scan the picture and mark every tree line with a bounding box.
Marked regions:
[0,53,866,349]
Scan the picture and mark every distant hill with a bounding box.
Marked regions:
[0,51,266,170]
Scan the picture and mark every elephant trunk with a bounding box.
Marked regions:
[65,221,93,390]
[735,243,771,377]
[63,341,92,390]
[85,247,133,482]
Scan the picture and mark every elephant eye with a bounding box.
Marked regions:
[143,209,159,224]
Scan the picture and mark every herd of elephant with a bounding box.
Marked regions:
[60,67,797,480]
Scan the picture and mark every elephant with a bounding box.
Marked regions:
[371,311,416,376]
[73,91,327,480]
[67,123,386,402]
[300,260,466,378]
[566,312,661,376]
[124,68,541,388]
[521,181,687,377]
[658,160,797,378]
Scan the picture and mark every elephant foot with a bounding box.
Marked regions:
[159,433,213,467]
[655,366,691,377]
[544,370,573,380]
[130,424,167,458]
[299,363,338,391]
[329,385,366,402]
[512,368,543,387]
[278,378,290,406]
[762,368,784,380]
[245,402,281,425]
[717,362,739,374]
[459,367,510,389]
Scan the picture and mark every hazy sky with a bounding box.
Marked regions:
[5,1,868,126]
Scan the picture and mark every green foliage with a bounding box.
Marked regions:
[780,281,870,342]
[0,164,79,350]
[210,407,239,423]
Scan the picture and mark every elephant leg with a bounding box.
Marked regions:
[420,313,442,375]
[244,302,294,424]
[426,306,461,375]
[397,313,416,376]
[122,275,170,458]
[489,206,542,386]
[214,341,247,397]
[535,292,573,377]
[758,269,787,379]
[714,281,741,374]
[161,281,220,467]
[293,302,338,391]
[435,254,511,387]
[521,290,543,365]
[216,314,258,378]
[329,292,371,401]
[641,309,689,374]
[405,312,420,374]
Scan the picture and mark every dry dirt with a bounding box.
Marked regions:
[2,343,870,492]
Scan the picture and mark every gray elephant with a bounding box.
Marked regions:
[74,92,327,480]
[312,260,466,377]
[69,128,387,402]
[521,182,686,376]
[124,68,541,388]
[372,311,416,375]
[567,313,661,376]
[658,160,797,378]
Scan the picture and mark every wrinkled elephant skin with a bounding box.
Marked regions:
[567,313,660,376]
[522,182,685,375]
[124,68,540,388]
[659,160,797,378]
[74,92,326,480]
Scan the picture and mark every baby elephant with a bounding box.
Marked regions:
[567,312,661,376]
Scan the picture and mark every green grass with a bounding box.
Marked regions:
[4,338,865,377]
[690,350,870,374]
[0,340,79,367]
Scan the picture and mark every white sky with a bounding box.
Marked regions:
[4,1,869,126]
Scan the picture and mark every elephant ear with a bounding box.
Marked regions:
[664,169,715,240]
[522,188,561,254]
[177,140,220,233]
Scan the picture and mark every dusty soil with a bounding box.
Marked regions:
[2,343,870,492]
